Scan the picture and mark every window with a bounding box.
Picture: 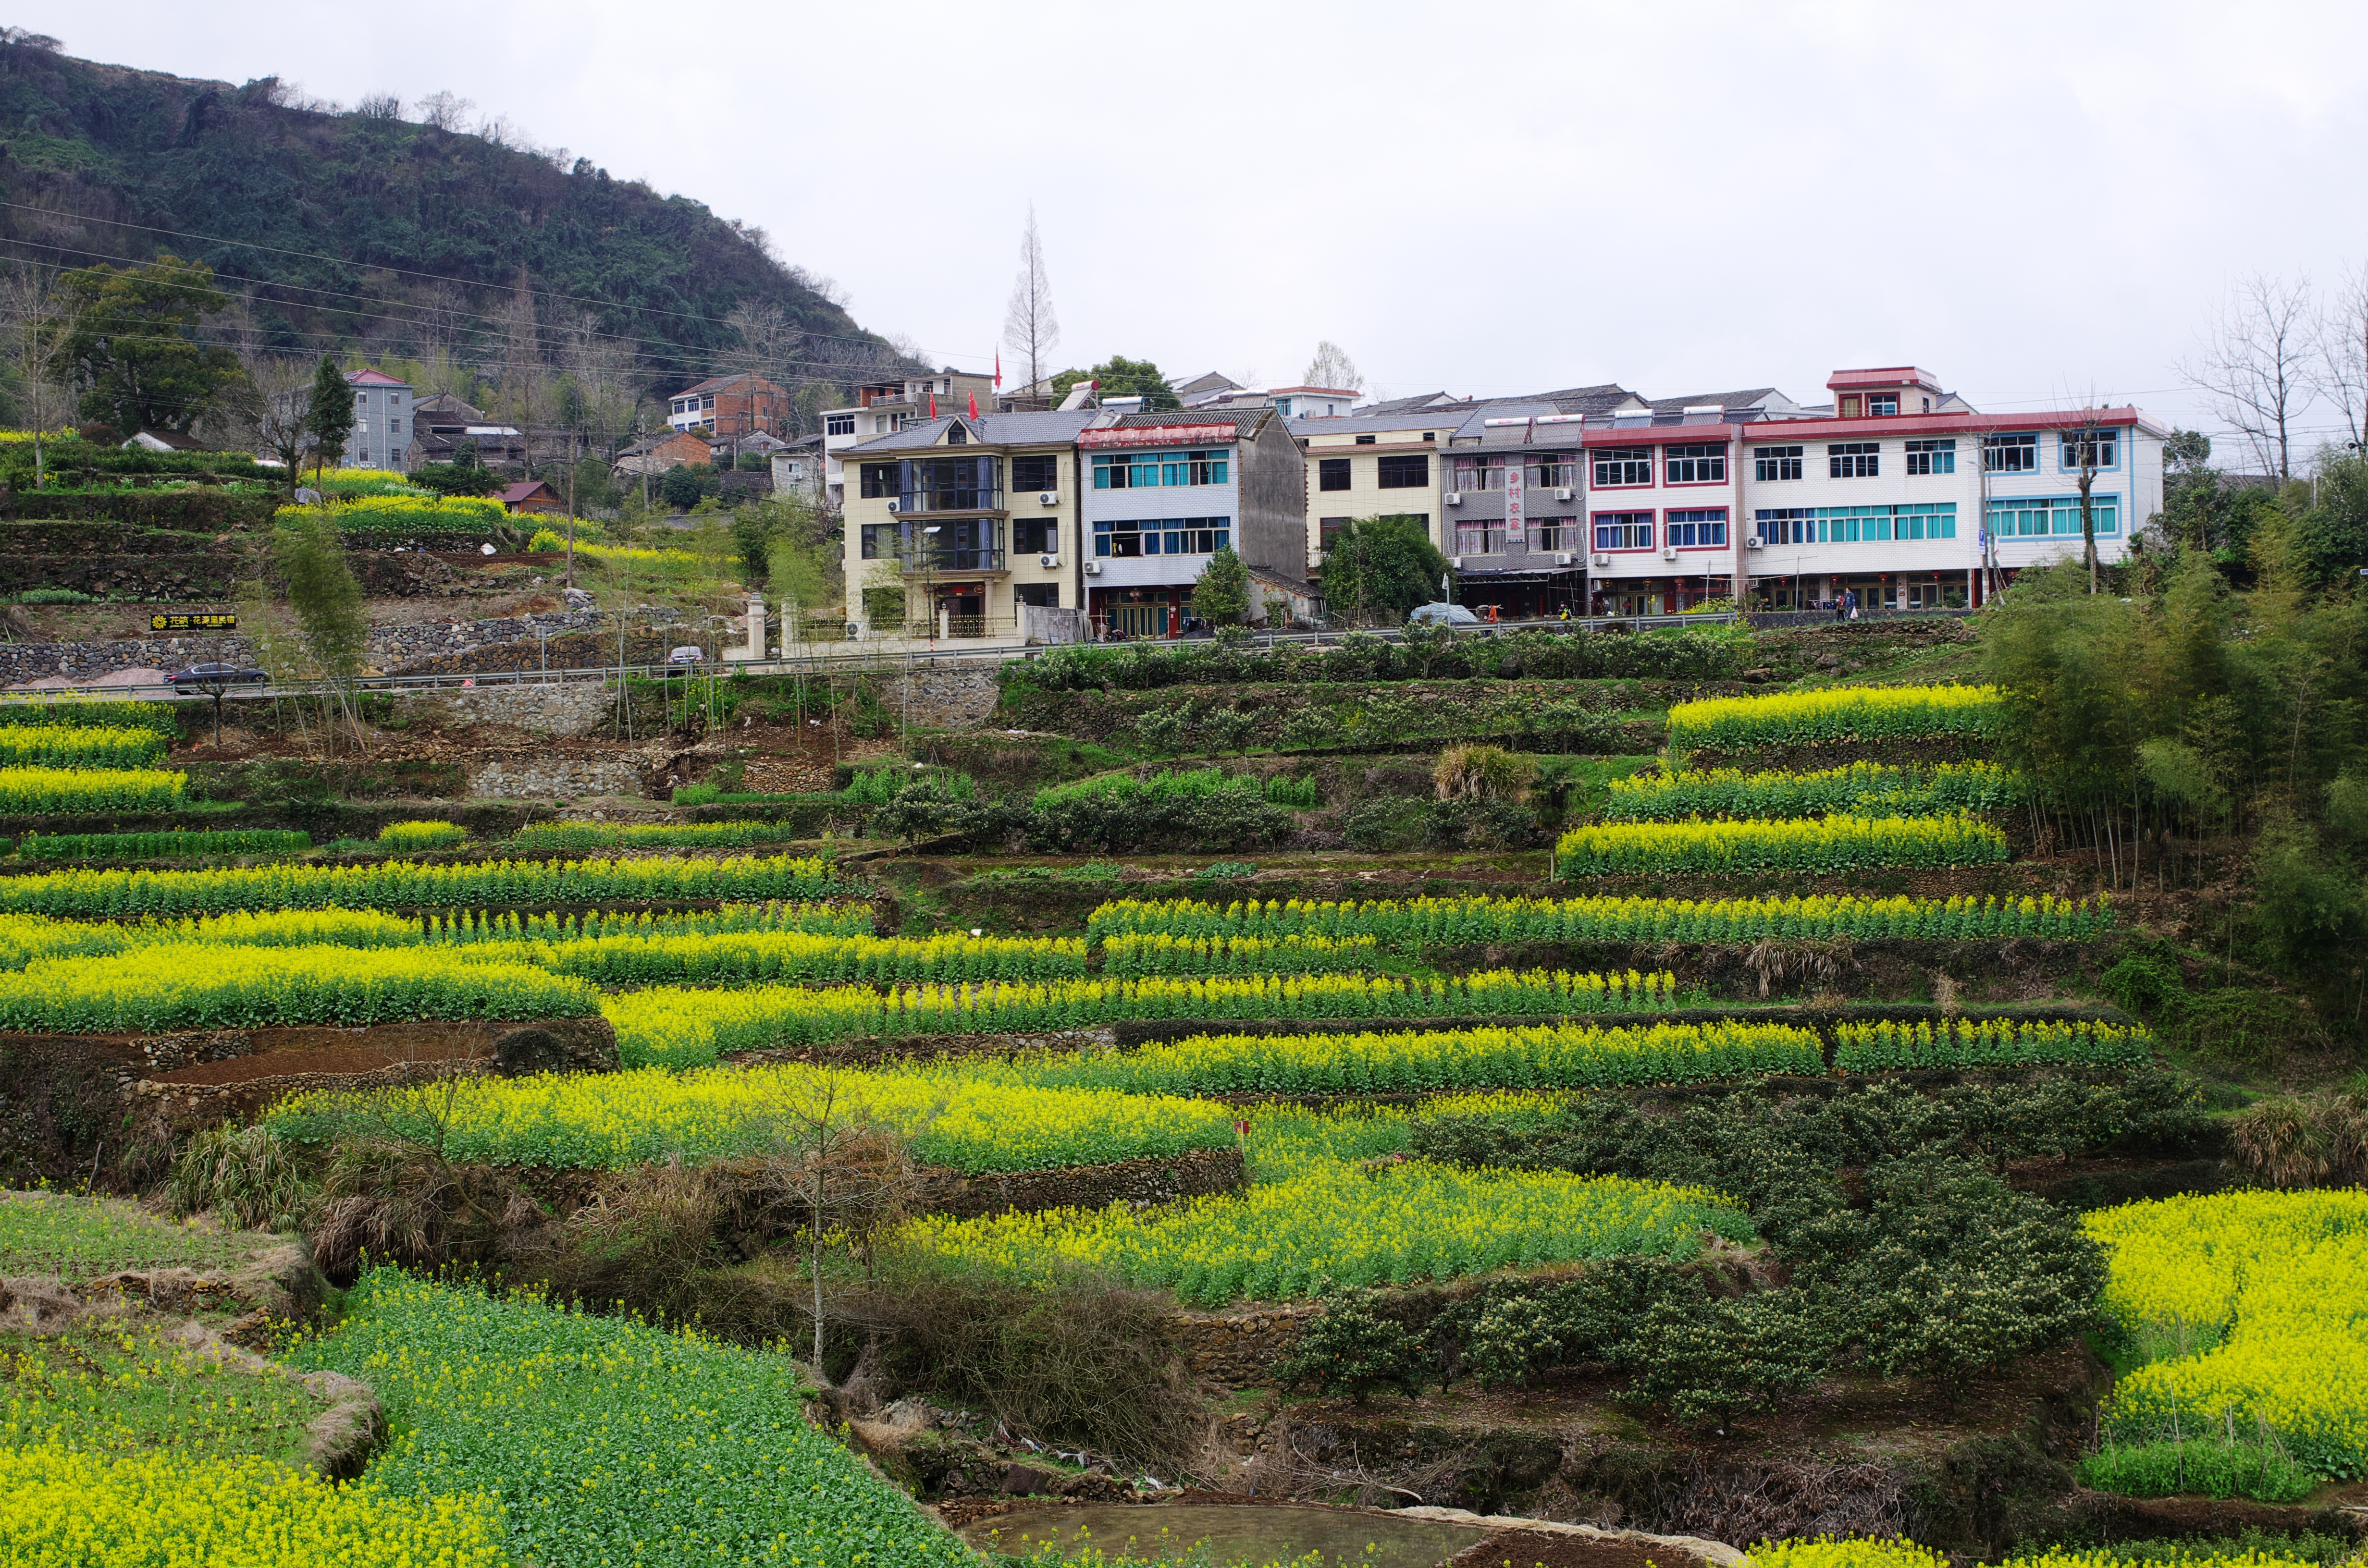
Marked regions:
[1449,454,1505,491]
[825,413,853,436]
[859,463,901,499]
[1983,433,2038,473]
[1665,443,1727,485]
[909,455,997,510]
[1593,446,1652,487]
[946,423,967,444]
[1752,503,1959,543]
[1666,508,1728,548]
[1986,496,2119,538]
[1593,511,1654,551]
[1377,453,1429,489]
[1093,518,1230,557]
[1355,434,1377,445]
[1015,584,1061,609]
[859,522,900,559]
[1455,523,1502,555]
[1828,442,1880,478]
[1904,439,1955,476]
[1754,445,1803,482]
[1319,457,1352,492]
[1011,453,1060,492]
[1528,451,1579,488]
[1092,449,1229,489]
[2060,429,2120,470]
[1866,394,1899,416]
[1319,516,1351,551]
[1013,517,1056,554]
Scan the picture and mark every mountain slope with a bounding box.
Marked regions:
[0,37,892,401]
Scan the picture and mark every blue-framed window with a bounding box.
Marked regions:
[1093,517,1231,557]
[1592,512,1653,550]
[1092,449,1229,489]
[1666,508,1727,547]
[2060,429,2120,471]
[1986,496,2118,537]
[1905,439,1955,475]
[1752,503,1958,543]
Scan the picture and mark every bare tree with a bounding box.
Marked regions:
[225,355,321,495]
[0,267,68,488]
[414,90,473,131]
[2183,273,2313,480]
[2314,260,2368,451]
[2068,410,2107,593]
[1304,340,1364,392]
[1002,205,1060,401]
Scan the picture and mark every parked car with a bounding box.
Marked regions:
[1406,602,1481,627]
[666,646,704,665]
[166,662,270,687]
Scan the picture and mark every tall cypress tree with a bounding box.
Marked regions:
[302,356,354,485]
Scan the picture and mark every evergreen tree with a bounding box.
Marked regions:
[302,356,354,483]
[1192,546,1250,625]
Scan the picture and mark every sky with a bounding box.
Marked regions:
[41,0,2368,455]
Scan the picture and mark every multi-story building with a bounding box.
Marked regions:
[1079,407,1306,637]
[818,371,998,510]
[1429,385,1645,619]
[666,374,794,441]
[836,409,1092,637]
[1566,367,2165,616]
[1295,410,1452,571]
[342,368,412,469]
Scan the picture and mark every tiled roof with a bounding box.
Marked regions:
[1646,388,1782,413]
[840,410,1100,454]
[1109,408,1273,436]
[345,368,408,387]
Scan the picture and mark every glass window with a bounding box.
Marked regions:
[1015,584,1061,608]
[859,523,899,559]
[1592,446,1652,487]
[1528,451,1579,488]
[1828,442,1880,478]
[1754,508,1815,545]
[1449,454,1505,491]
[2060,429,2119,470]
[1377,453,1429,489]
[1665,443,1727,484]
[1904,439,1955,476]
[1986,497,2117,537]
[1319,457,1352,491]
[1593,511,1653,551]
[1666,508,1727,548]
[1754,445,1803,481]
[1866,394,1899,416]
[1012,454,1060,491]
[1455,523,1502,555]
[1093,449,1228,489]
[1983,433,2038,473]
[1013,517,1056,554]
[1319,516,1350,550]
[1355,434,1377,445]
[859,463,901,499]
[1094,518,1230,557]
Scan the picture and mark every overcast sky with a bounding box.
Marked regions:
[45,0,2368,452]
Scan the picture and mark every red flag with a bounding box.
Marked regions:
[994,351,1002,388]
[967,390,979,420]
[929,392,937,419]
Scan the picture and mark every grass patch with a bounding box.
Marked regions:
[0,1192,268,1281]
[0,1319,327,1468]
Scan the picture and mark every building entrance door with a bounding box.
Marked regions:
[1110,600,1170,638]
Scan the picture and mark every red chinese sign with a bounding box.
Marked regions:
[1075,424,1238,449]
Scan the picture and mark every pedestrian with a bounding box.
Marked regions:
[1846,589,1859,622]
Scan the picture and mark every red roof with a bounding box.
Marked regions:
[1826,366,1938,391]
[345,368,408,387]
[496,482,552,504]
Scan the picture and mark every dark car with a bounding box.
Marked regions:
[166,662,270,687]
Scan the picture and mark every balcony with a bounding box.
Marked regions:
[902,485,1003,514]
[902,547,1007,574]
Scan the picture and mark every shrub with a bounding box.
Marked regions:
[377,819,467,849]
[1556,812,2009,875]
[1434,744,1532,801]
[277,494,510,547]
[1274,1284,1430,1400]
[1833,1018,2155,1072]
[18,829,308,860]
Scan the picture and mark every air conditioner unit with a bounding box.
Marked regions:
[1555,551,1575,566]
[1591,554,1611,568]
[1661,547,1678,561]
[884,499,900,514]
[1444,491,1463,505]
[1084,560,1102,576]
[1039,554,1058,569]
[1745,538,1764,551]
[1555,487,1573,502]
[1038,491,1059,506]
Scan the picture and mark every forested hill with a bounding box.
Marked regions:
[0,37,890,395]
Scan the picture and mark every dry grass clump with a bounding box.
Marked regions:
[2227,1090,2368,1188]
[1434,744,1534,802]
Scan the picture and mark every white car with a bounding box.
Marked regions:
[666,646,704,665]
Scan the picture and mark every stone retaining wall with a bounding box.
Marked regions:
[920,1144,1244,1220]
[0,607,614,687]
[1165,1301,1319,1386]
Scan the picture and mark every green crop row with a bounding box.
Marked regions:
[1665,684,1998,750]
[1,943,595,1032]
[1605,760,2023,821]
[1003,1018,1825,1095]
[1555,813,2008,876]
[1099,931,1380,976]
[599,967,1680,1068]
[1034,767,1313,812]
[0,698,181,736]
[1088,892,2115,945]
[0,852,845,916]
[508,819,817,851]
[1834,1017,2154,1071]
[15,829,309,860]
[0,765,185,815]
[494,929,1086,987]
[0,723,168,770]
